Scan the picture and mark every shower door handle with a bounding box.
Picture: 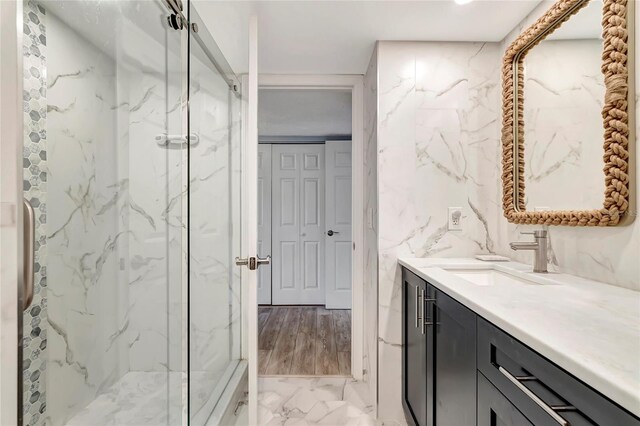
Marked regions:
[23,199,35,311]
[235,255,271,270]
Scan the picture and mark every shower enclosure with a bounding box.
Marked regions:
[10,0,244,424]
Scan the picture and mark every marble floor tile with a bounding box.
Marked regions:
[257,377,380,425]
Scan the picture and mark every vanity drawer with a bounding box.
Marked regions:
[478,318,640,426]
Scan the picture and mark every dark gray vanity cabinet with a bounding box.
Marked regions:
[401,266,640,426]
[402,269,431,426]
[402,269,476,426]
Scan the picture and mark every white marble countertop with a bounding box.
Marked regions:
[398,257,640,417]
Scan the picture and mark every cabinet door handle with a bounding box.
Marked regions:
[498,366,572,426]
[420,288,426,334]
[423,297,436,333]
[415,286,422,329]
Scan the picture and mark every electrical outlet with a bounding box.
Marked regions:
[448,207,463,231]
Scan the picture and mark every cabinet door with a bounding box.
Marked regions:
[433,288,476,426]
[478,372,534,426]
[402,269,428,426]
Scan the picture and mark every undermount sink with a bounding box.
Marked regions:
[447,269,547,287]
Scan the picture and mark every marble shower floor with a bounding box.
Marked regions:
[257,377,379,425]
[66,370,221,426]
[66,372,183,426]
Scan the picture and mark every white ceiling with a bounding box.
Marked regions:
[193,0,543,75]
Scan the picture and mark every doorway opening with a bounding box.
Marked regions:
[257,88,354,377]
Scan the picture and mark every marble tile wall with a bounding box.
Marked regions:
[363,45,379,414]
[367,6,640,423]
[373,41,502,423]
[22,2,48,424]
[494,1,640,291]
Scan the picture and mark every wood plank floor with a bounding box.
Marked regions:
[258,306,351,376]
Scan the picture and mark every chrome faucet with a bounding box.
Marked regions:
[510,230,548,273]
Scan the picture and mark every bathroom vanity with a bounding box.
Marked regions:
[400,258,640,426]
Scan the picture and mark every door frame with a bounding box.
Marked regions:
[258,74,365,382]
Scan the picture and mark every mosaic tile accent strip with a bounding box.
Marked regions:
[22,1,47,425]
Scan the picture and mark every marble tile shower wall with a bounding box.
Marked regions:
[27,9,186,425]
[119,21,185,374]
[46,11,128,425]
[372,41,502,422]
[494,1,640,291]
[22,2,48,425]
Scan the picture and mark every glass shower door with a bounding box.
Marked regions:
[19,1,187,424]
[187,5,243,424]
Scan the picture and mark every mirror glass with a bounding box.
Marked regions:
[523,0,604,210]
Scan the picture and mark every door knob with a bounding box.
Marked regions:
[235,255,271,270]
[327,230,339,236]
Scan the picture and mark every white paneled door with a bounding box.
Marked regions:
[257,144,272,304]
[325,141,353,309]
[271,145,325,305]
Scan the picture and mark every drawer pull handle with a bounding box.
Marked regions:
[515,375,537,381]
[551,405,578,412]
[498,366,571,426]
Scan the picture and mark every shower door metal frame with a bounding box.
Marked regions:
[188,7,241,95]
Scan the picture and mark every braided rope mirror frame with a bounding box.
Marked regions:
[501,0,635,226]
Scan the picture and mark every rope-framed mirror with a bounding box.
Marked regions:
[501,0,635,226]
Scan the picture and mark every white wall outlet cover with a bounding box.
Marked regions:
[448,207,463,231]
